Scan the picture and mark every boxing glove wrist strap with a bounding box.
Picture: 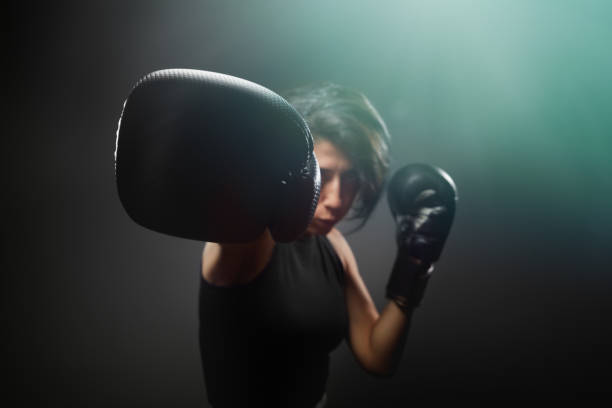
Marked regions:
[386,249,434,312]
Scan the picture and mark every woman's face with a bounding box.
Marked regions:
[306,140,361,235]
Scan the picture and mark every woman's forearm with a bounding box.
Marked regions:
[368,301,415,376]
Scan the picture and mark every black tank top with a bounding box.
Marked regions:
[198,234,348,408]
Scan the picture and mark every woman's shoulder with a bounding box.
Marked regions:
[324,228,354,272]
[201,230,276,286]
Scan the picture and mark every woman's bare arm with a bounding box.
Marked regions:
[327,227,412,377]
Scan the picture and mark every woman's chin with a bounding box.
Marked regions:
[305,220,335,236]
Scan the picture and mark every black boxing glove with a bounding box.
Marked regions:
[115,69,320,243]
[385,164,457,312]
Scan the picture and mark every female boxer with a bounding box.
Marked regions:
[115,71,456,408]
[198,82,456,408]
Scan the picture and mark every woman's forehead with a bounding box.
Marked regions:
[314,140,353,171]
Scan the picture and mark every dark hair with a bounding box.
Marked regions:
[283,82,391,231]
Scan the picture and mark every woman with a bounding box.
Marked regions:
[115,70,456,408]
[198,82,412,408]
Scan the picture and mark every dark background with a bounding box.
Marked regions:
[5,0,611,405]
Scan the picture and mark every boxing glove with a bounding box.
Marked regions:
[385,163,457,311]
[115,69,320,243]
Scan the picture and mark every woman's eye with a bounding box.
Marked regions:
[342,171,360,186]
[319,169,361,189]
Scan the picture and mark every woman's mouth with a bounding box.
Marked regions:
[317,218,336,227]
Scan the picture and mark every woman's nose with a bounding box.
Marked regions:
[322,175,343,209]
